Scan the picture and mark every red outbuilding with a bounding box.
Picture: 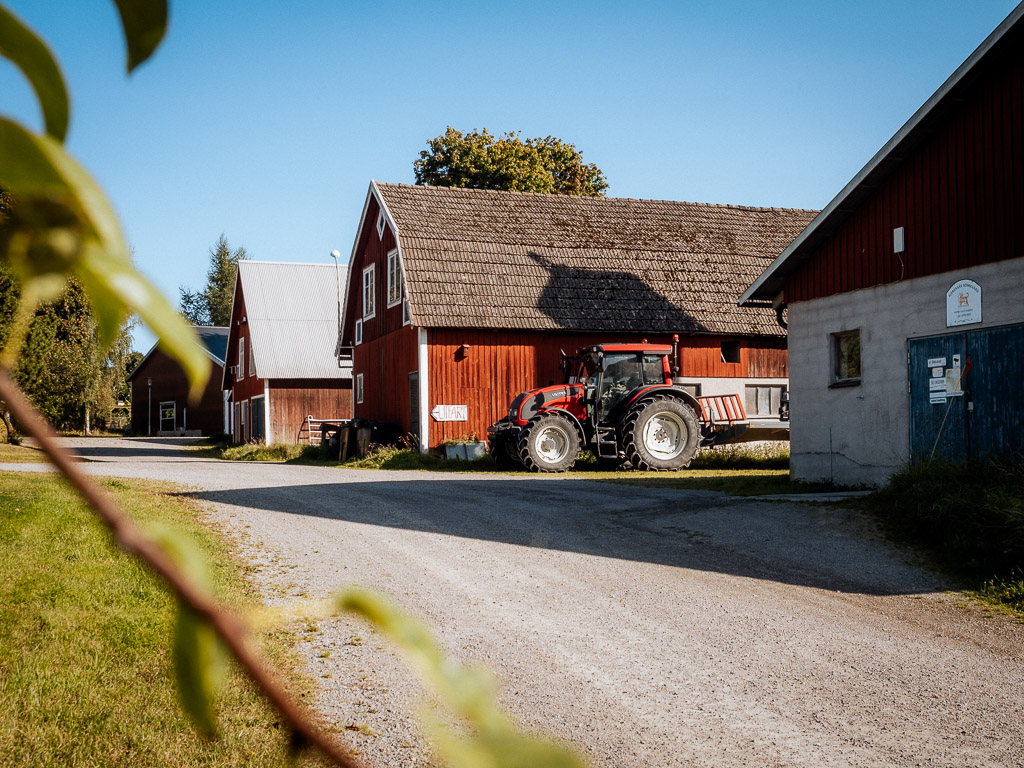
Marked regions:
[223,261,352,444]
[128,326,229,436]
[341,182,816,451]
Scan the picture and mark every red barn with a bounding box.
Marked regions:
[342,182,816,450]
[223,261,352,444]
[128,326,229,436]
[741,5,1024,485]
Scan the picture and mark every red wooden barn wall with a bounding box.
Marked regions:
[344,195,403,348]
[426,329,786,446]
[268,379,352,443]
[352,324,419,426]
[787,50,1024,302]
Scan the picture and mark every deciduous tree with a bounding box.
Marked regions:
[413,127,608,196]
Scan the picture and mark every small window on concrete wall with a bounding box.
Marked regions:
[720,340,740,364]
[831,330,861,385]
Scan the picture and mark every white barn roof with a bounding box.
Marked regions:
[237,260,350,380]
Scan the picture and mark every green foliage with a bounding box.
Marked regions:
[864,459,1024,590]
[0,5,68,140]
[414,127,608,196]
[0,1,209,395]
[179,235,247,326]
[0,264,134,430]
[337,589,586,768]
[220,441,320,462]
[690,441,791,470]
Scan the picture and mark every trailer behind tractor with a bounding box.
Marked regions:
[487,342,761,472]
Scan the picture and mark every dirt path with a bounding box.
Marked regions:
[7,437,1022,767]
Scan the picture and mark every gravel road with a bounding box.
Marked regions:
[7,437,1022,767]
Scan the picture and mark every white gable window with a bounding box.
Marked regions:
[376,210,386,239]
[248,340,255,376]
[356,373,364,404]
[354,319,363,345]
[402,299,411,326]
[237,338,245,381]
[387,249,402,308]
[362,265,376,320]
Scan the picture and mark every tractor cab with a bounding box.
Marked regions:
[562,345,673,423]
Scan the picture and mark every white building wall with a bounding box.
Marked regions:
[787,256,1024,487]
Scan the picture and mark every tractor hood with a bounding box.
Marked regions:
[508,384,585,426]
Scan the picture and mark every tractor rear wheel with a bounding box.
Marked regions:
[518,413,580,473]
[622,395,699,471]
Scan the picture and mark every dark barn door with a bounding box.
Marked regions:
[909,323,1024,462]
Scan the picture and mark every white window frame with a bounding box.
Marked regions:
[362,265,376,320]
[237,338,245,381]
[386,248,402,308]
[248,339,255,376]
[376,210,386,239]
[354,318,363,345]
[356,373,364,404]
[402,299,411,326]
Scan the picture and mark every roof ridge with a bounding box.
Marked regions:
[373,181,817,214]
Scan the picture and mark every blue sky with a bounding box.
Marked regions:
[1,1,1019,351]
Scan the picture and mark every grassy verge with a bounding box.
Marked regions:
[0,442,48,463]
[0,471,329,767]
[858,459,1024,615]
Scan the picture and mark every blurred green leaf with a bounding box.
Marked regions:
[337,589,587,768]
[174,601,227,739]
[0,117,211,394]
[150,523,228,739]
[111,0,168,72]
[0,4,69,141]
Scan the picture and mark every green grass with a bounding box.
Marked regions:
[0,442,48,463]
[0,471,330,767]
[859,459,1024,614]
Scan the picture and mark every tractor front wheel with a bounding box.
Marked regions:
[518,414,580,473]
[622,395,699,471]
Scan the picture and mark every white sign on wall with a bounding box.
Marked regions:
[430,404,468,422]
[946,279,982,327]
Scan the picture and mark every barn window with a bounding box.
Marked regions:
[402,300,411,326]
[831,330,861,385]
[354,319,363,345]
[362,265,376,320]
[376,210,386,239]
[387,249,402,308]
[237,338,245,381]
[356,373,364,404]
[720,340,740,364]
[248,341,255,377]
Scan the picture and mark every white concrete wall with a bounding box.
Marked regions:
[787,257,1024,487]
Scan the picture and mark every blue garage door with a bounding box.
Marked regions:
[909,323,1024,461]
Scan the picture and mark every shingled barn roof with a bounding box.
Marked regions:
[372,183,817,337]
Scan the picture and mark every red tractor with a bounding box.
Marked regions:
[487,342,746,472]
